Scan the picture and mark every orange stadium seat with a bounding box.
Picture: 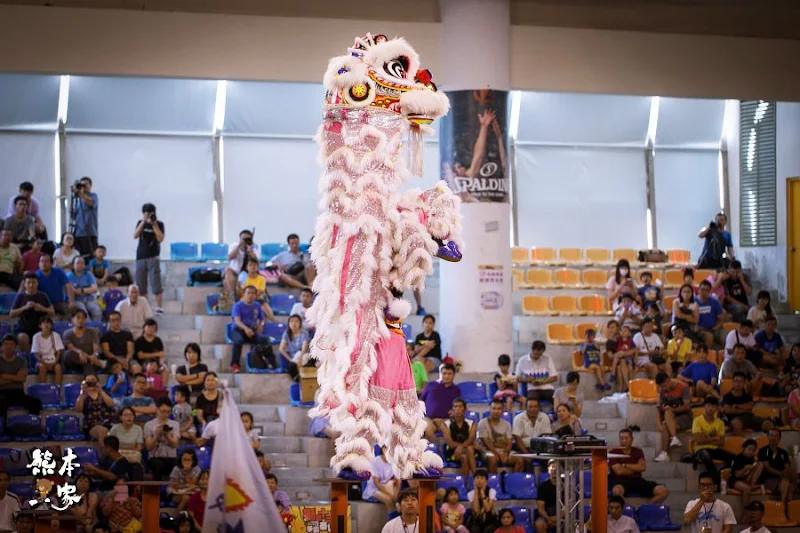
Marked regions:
[531,247,559,265]
[547,323,576,345]
[763,501,797,527]
[663,295,677,313]
[722,322,738,334]
[663,269,684,289]
[585,248,611,265]
[576,322,600,340]
[552,295,584,316]
[629,379,658,403]
[523,269,555,289]
[694,269,714,284]
[613,248,637,263]
[754,407,780,420]
[582,269,609,289]
[554,268,581,288]
[668,249,691,265]
[719,379,733,396]
[756,435,769,450]
[512,247,531,265]
[521,295,554,316]
[579,295,610,316]
[722,436,746,455]
[572,351,589,371]
[558,248,584,264]
[512,269,525,289]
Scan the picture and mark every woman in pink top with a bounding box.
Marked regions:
[606,259,636,310]
[786,377,800,428]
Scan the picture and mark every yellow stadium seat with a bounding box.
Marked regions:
[722,436,746,455]
[512,268,525,290]
[719,379,733,396]
[558,248,584,264]
[692,407,704,418]
[756,435,769,449]
[708,350,720,365]
[663,269,685,289]
[613,248,638,263]
[554,268,581,288]
[522,295,554,316]
[722,322,738,334]
[582,269,608,289]
[579,295,610,316]
[522,268,555,289]
[694,269,714,285]
[629,379,658,403]
[531,247,559,265]
[551,295,584,316]
[512,247,531,265]
[585,248,611,265]
[754,407,780,420]
[576,322,600,340]
[663,295,677,312]
[547,323,576,345]
[668,249,691,265]
[572,351,598,371]
[763,501,798,527]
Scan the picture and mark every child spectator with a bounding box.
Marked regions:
[666,324,692,376]
[362,447,401,511]
[409,342,429,394]
[144,359,165,392]
[493,354,523,411]
[241,411,260,449]
[103,360,130,402]
[237,259,277,322]
[679,345,720,400]
[633,318,664,378]
[266,474,291,514]
[20,237,42,273]
[580,328,609,392]
[186,470,209,529]
[134,318,169,386]
[32,316,64,385]
[781,344,800,391]
[614,293,643,332]
[707,266,727,301]
[255,449,272,476]
[644,303,663,332]
[637,271,663,312]
[168,448,200,512]
[172,386,196,444]
[415,314,443,373]
[747,290,774,330]
[610,323,635,392]
[440,487,468,533]
[88,245,112,286]
[495,508,525,533]
[289,287,314,332]
[682,268,698,294]
[467,469,497,533]
[728,438,764,508]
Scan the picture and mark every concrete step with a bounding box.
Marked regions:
[581,416,628,432]
[265,452,311,468]
[271,466,330,487]
[237,403,285,423]
[581,401,620,418]
[153,314,196,331]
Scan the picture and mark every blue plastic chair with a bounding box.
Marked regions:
[188,266,224,287]
[437,476,468,501]
[0,447,29,475]
[504,472,537,499]
[27,384,61,409]
[401,323,413,340]
[270,294,297,316]
[299,243,311,253]
[260,243,287,262]
[72,446,100,468]
[262,322,287,343]
[289,383,315,407]
[201,243,228,263]
[460,381,490,404]
[509,506,533,533]
[0,418,8,442]
[481,410,513,425]
[488,381,499,398]
[637,504,680,531]
[9,481,33,501]
[6,415,45,441]
[46,414,84,440]
[486,473,510,500]
[63,383,81,408]
[206,293,231,316]
[583,470,592,498]
[245,350,285,374]
[465,411,481,423]
[0,321,11,338]
[171,242,200,262]
[623,505,635,518]
[52,321,71,337]
[0,293,16,315]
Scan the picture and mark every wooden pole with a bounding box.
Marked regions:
[417,480,437,533]
[330,480,349,533]
[591,449,608,533]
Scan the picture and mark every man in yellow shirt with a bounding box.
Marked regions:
[237,260,277,322]
[692,397,735,486]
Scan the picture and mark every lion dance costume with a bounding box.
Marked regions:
[307,33,463,480]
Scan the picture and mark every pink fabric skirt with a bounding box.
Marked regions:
[370,330,415,407]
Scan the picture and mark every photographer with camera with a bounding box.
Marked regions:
[71,176,99,257]
[3,195,36,252]
[134,203,165,313]
[697,212,735,269]
[144,397,180,481]
[223,229,259,299]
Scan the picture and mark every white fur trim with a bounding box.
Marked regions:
[362,38,420,88]
[323,55,369,92]
[400,89,450,119]
[388,298,411,321]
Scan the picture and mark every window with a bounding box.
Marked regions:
[739,100,777,246]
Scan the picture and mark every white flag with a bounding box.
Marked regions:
[202,388,285,533]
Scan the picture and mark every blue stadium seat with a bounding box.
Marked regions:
[63,383,81,408]
[437,476,468,501]
[624,505,635,518]
[488,382,498,398]
[481,410,513,425]
[46,414,84,440]
[245,350,285,374]
[0,293,16,314]
[0,322,11,338]
[188,266,224,287]
[509,506,533,533]
[72,446,99,468]
[52,321,71,337]
[299,243,311,253]
[171,242,200,262]
[86,321,106,334]
[201,243,228,263]
[289,383,314,407]
[27,384,61,409]
[460,382,490,404]
[401,323,413,340]
[486,473,510,500]
[9,481,33,501]
[102,289,126,321]
[260,243,287,262]
[505,472,537,500]
[270,294,297,316]
[206,294,231,316]
[439,443,459,468]
[583,470,591,498]
[262,322,287,343]
[637,504,681,531]
[6,415,46,441]
[465,411,481,423]
[538,472,550,485]
[0,447,29,475]
[0,418,8,442]
[225,323,235,343]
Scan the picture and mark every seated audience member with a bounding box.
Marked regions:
[442,397,478,478]
[143,359,165,393]
[755,316,788,370]
[109,406,144,464]
[724,320,757,362]
[654,372,691,462]
[0,228,22,290]
[551,403,582,436]
[101,311,135,370]
[82,436,133,491]
[115,284,153,339]
[719,260,751,323]
[224,229,259,299]
[144,398,180,480]
[440,486,468,533]
[467,469,497,533]
[168,448,200,512]
[0,334,42,420]
[4,195,35,250]
[53,232,81,272]
[134,318,168,385]
[195,373,221,430]
[721,372,769,432]
[6,182,46,237]
[15,513,35,533]
[666,324,692,376]
[609,428,669,503]
[420,363,462,440]
[0,470,20,532]
[103,360,130,401]
[10,272,54,352]
[603,495,641,533]
[515,340,558,404]
[290,287,314,331]
[62,309,105,373]
[237,259,277,322]
[615,293,643,332]
[308,415,341,440]
[175,343,208,396]
[478,399,522,473]
[74,373,115,441]
[611,324,635,392]
[381,489,419,533]
[671,283,700,342]
[268,233,314,290]
[230,285,272,374]
[757,429,792,510]
[20,237,43,273]
[120,373,157,423]
[88,245,112,286]
[720,344,778,397]
[512,398,552,459]
[692,397,734,486]
[781,344,800,390]
[643,303,663,335]
[728,439,764,508]
[696,280,725,348]
[31,316,63,385]
[187,470,210,529]
[67,256,102,321]
[493,354,523,412]
[580,328,610,392]
[679,345,720,400]
[496,508,525,533]
[255,449,272,476]
[638,270,664,310]
[553,371,584,417]
[172,385,196,444]
[36,253,75,316]
[607,259,636,310]
[266,473,292,514]
[632,318,663,378]
[279,314,311,380]
[747,290,774,330]
[683,471,736,533]
[535,461,558,533]
[363,447,401,511]
[740,501,768,533]
[415,314,443,373]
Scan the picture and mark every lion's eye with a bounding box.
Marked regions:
[384,56,409,79]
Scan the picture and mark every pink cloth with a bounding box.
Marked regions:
[371,329,416,403]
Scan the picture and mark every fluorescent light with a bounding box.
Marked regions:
[646,96,660,145]
[717,151,725,211]
[509,91,522,140]
[721,99,738,142]
[646,208,654,249]
[53,133,62,238]
[57,75,70,124]
[213,80,228,132]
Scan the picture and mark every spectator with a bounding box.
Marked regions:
[740,501,769,533]
[654,372,691,462]
[638,270,663,311]
[255,449,272,476]
[88,245,112,286]
[697,213,735,269]
[632,318,663,379]
[409,343,428,394]
[6,182,45,239]
[175,343,208,396]
[0,338,41,425]
[143,359,164,392]
[290,287,314,331]
[535,461,558,533]
[492,354,522,412]
[120,373,157,423]
[607,259,636,310]
[754,316,788,370]
[757,429,792,511]
[268,233,314,289]
[381,489,419,533]
[10,271,54,351]
[187,470,209,530]
[133,203,165,313]
[717,261,751,323]
[604,495,641,533]
[666,324,692,376]
[495,508,525,533]
[692,397,734,485]
[62,309,105,374]
[609,428,669,503]
[512,398,552,463]
[724,320,757,362]
[278,314,311,380]
[195,372,221,430]
[477,399,522,473]
[168,448,200,512]
[747,290,774,330]
[103,360,130,402]
[14,513,34,533]
[224,229,259,299]
[614,293,643,333]
[643,303,663,333]
[36,253,75,316]
[134,318,168,385]
[610,323,635,392]
[99,491,142,533]
[553,371,584,417]
[551,403,582,436]
[101,311,135,370]
[580,328,609,392]
[728,439,764,509]
[443,397,478,478]
[74,373,115,442]
[781,344,800,390]
[514,340,557,404]
[69,473,99,531]
[706,266,727,302]
[230,285,272,374]
[696,280,725,348]
[20,237,43,273]
[720,345,776,397]
[0,470,20,533]
[363,447,401,511]
[71,176,99,257]
[467,469,497,533]
[420,363,462,440]
[415,314,443,372]
[309,415,341,441]
[68,256,102,321]
[672,283,700,343]
[721,372,768,432]
[440,487,468,533]
[679,345,720,400]
[109,406,144,464]
[144,398,180,480]
[32,316,64,385]
[265,473,291,514]
[683,472,736,533]
[3,195,35,250]
[0,228,22,290]
[54,232,81,272]
[172,385,196,444]
[237,259,276,322]
[114,284,153,339]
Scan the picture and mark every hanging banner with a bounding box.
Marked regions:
[440,89,510,203]
[478,264,505,311]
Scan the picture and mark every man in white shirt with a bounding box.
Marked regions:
[381,489,419,533]
[724,320,756,361]
[514,340,558,403]
[290,288,314,331]
[632,318,664,378]
[740,501,771,533]
[114,284,153,338]
[224,229,259,298]
[0,470,21,533]
[603,495,640,533]
[684,472,736,533]
[512,398,552,474]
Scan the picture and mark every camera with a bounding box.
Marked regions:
[243,237,253,246]
[162,424,171,432]
[71,180,83,192]
[149,213,157,222]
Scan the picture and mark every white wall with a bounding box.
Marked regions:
[0,133,56,233]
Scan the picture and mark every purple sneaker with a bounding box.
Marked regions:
[436,241,462,263]
[412,465,443,479]
[338,468,371,481]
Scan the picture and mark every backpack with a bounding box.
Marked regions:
[190,268,223,284]
[697,229,726,269]
[637,249,668,263]
[114,266,134,286]
[249,343,278,370]
[7,418,45,438]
